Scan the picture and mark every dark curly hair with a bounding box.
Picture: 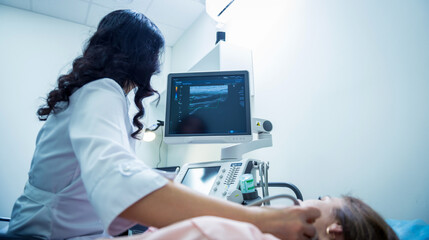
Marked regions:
[334,196,399,240]
[37,9,165,139]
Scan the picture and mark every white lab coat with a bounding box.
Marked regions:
[8,78,168,239]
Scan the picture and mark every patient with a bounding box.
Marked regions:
[106,195,399,240]
[300,195,399,240]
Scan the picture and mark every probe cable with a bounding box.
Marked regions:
[247,194,300,207]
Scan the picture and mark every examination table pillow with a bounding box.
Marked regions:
[387,219,429,240]
[101,216,279,240]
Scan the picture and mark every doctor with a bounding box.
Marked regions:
[8,9,320,240]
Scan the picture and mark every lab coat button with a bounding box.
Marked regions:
[118,162,144,176]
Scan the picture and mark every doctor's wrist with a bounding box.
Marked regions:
[246,206,270,231]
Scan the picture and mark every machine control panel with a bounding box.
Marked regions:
[174,159,254,201]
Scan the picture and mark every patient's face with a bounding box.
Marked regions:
[300,196,344,240]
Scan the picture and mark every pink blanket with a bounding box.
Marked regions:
[110,216,279,240]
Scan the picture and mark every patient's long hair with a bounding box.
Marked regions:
[37,9,164,139]
[334,196,399,240]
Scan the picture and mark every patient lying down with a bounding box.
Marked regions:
[299,195,398,240]
[106,196,398,240]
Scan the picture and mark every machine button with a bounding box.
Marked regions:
[213,187,218,191]
[219,174,224,178]
[222,169,226,173]
[216,181,220,185]
[222,191,227,196]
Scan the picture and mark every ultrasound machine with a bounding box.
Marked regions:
[164,70,302,206]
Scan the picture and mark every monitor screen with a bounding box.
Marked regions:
[164,71,252,144]
[180,166,221,195]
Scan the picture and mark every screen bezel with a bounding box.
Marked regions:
[164,70,252,144]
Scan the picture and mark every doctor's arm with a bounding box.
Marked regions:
[119,181,320,240]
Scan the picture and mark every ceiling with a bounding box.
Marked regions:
[0,0,207,46]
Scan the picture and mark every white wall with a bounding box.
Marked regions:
[0,5,92,218]
[169,0,429,222]
[0,5,172,217]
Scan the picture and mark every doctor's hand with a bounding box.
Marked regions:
[250,205,320,240]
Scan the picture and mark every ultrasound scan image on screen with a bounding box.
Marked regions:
[181,166,221,195]
[165,71,251,143]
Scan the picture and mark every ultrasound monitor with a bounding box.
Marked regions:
[164,70,252,144]
[180,166,221,195]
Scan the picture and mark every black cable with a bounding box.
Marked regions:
[156,126,163,168]
[257,182,303,201]
[247,194,300,207]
